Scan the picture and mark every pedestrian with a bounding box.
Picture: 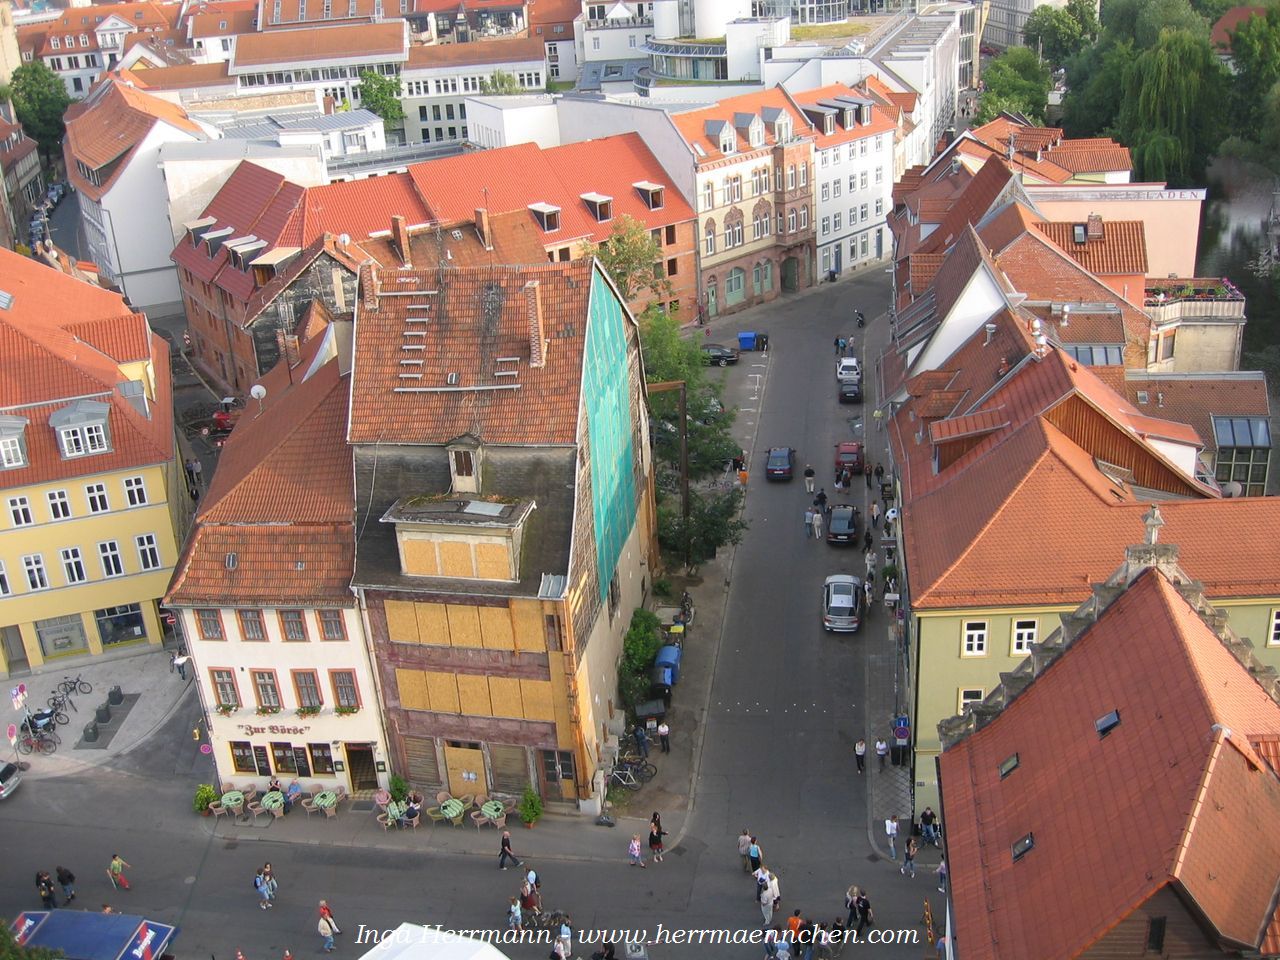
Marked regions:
[748,836,763,872]
[633,723,649,758]
[936,858,948,893]
[854,738,866,774]
[844,885,861,928]
[499,830,521,870]
[875,738,888,770]
[759,872,776,926]
[804,507,814,538]
[36,871,56,909]
[864,550,877,578]
[833,337,842,355]
[810,509,823,540]
[191,458,203,484]
[884,816,898,860]
[183,458,196,485]
[519,881,539,917]
[649,812,666,862]
[764,926,782,960]
[919,806,939,846]
[738,828,753,872]
[107,855,130,891]
[172,651,189,680]
[507,897,522,932]
[873,409,884,431]
[803,464,815,493]
[864,462,873,488]
[657,720,670,753]
[738,466,749,487]
[839,468,852,490]
[318,914,336,952]
[55,866,76,904]
[786,910,804,951]
[901,837,917,878]
[525,865,541,896]
[557,915,573,958]
[870,502,880,529]
[319,900,341,935]
[628,834,646,867]
[854,892,873,935]
[873,462,884,484]
[863,578,873,608]
[862,530,873,551]
[253,869,272,910]
[263,862,277,901]
[814,488,828,514]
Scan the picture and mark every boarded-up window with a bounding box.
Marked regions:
[401,539,439,576]
[511,599,545,652]
[475,543,510,580]
[385,600,420,643]
[489,676,523,718]
[479,605,514,649]
[489,743,529,794]
[456,673,492,715]
[403,736,442,790]
[426,672,460,713]
[520,679,555,721]
[396,668,431,710]
[438,541,473,578]
[415,602,449,644]
[446,604,482,647]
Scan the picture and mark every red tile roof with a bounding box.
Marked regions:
[405,34,544,66]
[33,1,178,56]
[1042,143,1133,174]
[302,174,432,239]
[1033,219,1148,275]
[670,86,813,163]
[187,2,257,38]
[940,567,1280,960]
[123,61,232,89]
[543,135,697,233]
[1118,373,1271,454]
[233,20,407,65]
[259,0,379,27]
[528,0,580,27]
[1212,5,1267,49]
[916,154,1015,255]
[0,248,174,486]
[348,261,596,444]
[790,82,897,148]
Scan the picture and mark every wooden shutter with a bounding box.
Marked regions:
[403,736,442,790]
[489,743,529,794]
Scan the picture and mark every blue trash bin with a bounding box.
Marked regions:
[737,331,757,351]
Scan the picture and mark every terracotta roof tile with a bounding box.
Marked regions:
[1212,5,1267,49]
[907,253,944,293]
[260,0,379,28]
[405,35,544,67]
[941,568,1280,960]
[528,0,581,27]
[64,315,153,360]
[124,61,232,89]
[187,4,257,38]
[348,261,595,444]
[1044,143,1133,174]
[791,82,897,148]
[670,86,814,163]
[1033,219,1148,275]
[916,155,1014,255]
[233,20,406,66]
[302,174,432,239]
[1119,373,1271,454]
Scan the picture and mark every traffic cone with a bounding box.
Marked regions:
[283,951,294,960]
[237,950,247,960]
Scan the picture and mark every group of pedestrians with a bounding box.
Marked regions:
[253,861,279,910]
[804,486,830,539]
[34,867,76,908]
[506,865,544,932]
[852,737,893,774]
[626,812,667,867]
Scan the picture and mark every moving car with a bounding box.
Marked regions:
[701,343,740,366]
[0,761,23,799]
[836,357,861,383]
[826,504,859,544]
[822,574,865,632]
[839,380,863,404]
[765,446,796,480]
[834,441,864,479]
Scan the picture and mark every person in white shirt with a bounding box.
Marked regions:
[884,816,899,860]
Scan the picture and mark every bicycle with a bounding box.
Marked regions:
[17,730,57,755]
[616,758,657,782]
[57,675,92,696]
[47,690,76,713]
[609,765,642,791]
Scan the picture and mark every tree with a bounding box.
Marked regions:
[585,214,672,304]
[356,70,404,124]
[1065,0,1100,42]
[0,927,60,960]
[975,47,1052,122]
[657,486,747,567]
[0,62,71,163]
[1062,39,1133,136]
[1023,6,1084,63]
[479,70,523,94]
[1228,7,1280,130]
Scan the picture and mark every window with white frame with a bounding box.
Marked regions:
[821,216,830,236]
[821,247,830,273]
[833,179,841,198]
[8,496,32,526]
[875,198,883,217]
[860,203,868,221]
[1270,609,1280,646]
[61,546,87,584]
[860,140,867,156]
[963,621,988,655]
[848,174,856,192]
[800,207,809,229]
[136,534,160,571]
[834,211,842,231]
[875,168,883,184]
[860,171,868,190]
[787,209,797,232]
[959,688,984,711]
[0,435,23,468]
[1012,619,1037,655]
[860,234,868,256]
[58,422,109,457]
[704,222,716,255]
[799,162,808,186]
[787,165,796,189]
[23,553,48,590]
[847,143,856,160]
[876,135,884,150]
[850,206,857,224]
[98,540,123,577]
[47,490,71,520]
[702,181,714,210]
[124,476,147,506]
[821,182,830,201]
[86,483,109,513]
[0,561,7,595]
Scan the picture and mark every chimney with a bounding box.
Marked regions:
[360,263,380,311]
[524,280,545,368]
[983,322,997,345]
[475,207,493,252]
[1086,213,1103,240]
[275,331,301,367]
[392,214,411,267]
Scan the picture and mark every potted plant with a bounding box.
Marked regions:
[296,705,321,718]
[193,783,218,815]
[389,774,409,804]
[215,703,236,717]
[256,705,281,716]
[518,784,543,827]
[335,705,360,716]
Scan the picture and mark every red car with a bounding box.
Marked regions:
[834,441,864,480]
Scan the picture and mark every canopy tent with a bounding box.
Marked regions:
[11,911,178,960]
[358,925,512,960]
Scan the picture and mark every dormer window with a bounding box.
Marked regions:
[841,108,853,127]
[51,36,60,49]
[823,115,834,135]
[581,193,613,223]
[776,117,791,140]
[49,400,111,459]
[529,202,561,232]
[226,237,267,272]
[720,130,735,155]
[633,181,664,210]
[203,226,234,256]
[80,34,89,45]
[0,416,29,470]
[447,437,482,494]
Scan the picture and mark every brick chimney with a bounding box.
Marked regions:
[524,280,545,368]
[392,214,411,267]
[475,207,493,252]
[275,331,301,367]
[360,263,380,311]
[1086,213,1104,240]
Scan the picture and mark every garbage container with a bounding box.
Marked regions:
[108,684,123,705]
[737,331,757,351]
[95,702,111,723]
[83,721,99,743]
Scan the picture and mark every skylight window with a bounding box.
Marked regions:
[1012,833,1035,862]
[1095,709,1121,738]
[998,753,1019,779]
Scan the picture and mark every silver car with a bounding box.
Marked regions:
[0,761,23,799]
[822,574,865,632]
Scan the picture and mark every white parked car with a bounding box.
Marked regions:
[822,574,865,632]
[836,358,861,383]
[0,761,23,799]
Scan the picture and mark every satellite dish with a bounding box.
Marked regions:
[1222,480,1243,498]
[249,384,267,401]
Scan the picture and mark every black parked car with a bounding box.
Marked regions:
[700,342,740,366]
[839,380,863,404]
[826,504,860,544]
[765,446,796,480]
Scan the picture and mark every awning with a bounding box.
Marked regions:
[11,911,179,960]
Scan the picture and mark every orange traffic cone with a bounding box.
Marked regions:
[236,951,247,960]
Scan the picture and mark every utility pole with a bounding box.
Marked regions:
[647,380,690,568]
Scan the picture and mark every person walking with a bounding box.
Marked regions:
[253,869,272,910]
[803,464,815,493]
[844,885,861,928]
[759,870,779,926]
[519,881,540,918]
[901,837,917,879]
[873,463,884,484]
[36,872,57,909]
[804,507,814,538]
[864,462,873,489]
[657,720,670,752]
[318,914,337,953]
[936,858,948,893]
[262,862,278,901]
[854,892,873,935]
[813,488,828,514]
[499,830,521,870]
[920,807,939,846]
[738,828,753,872]
[834,337,844,355]
[107,855,130,891]
[875,738,888,770]
[319,900,341,935]
[648,814,666,863]
[863,578,873,609]
[55,866,76,905]
[869,502,880,530]
[884,817,898,860]
[862,530,873,551]
[627,835,647,868]
[854,739,866,774]
[810,509,823,540]
[748,836,763,873]
[633,723,650,758]
[864,550,877,578]
[507,896,523,932]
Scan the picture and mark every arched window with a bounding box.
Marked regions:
[704,220,716,256]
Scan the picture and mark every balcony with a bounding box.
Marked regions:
[584,14,653,28]
[644,37,727,57]
[1143,277,1245,325]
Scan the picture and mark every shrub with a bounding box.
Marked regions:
[193,783,218,813]
[389,774,409,803]
[518,784,543,824]
[618,609,663,711]
[652,578,673,598]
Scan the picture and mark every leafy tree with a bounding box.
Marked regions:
[657,487,747,567]
[1024,6,1084,63]
[479,70,523,94]
[585,214,672,304]
[1117,28,1227,183]
[1228,7,1280,130]
[1062,39,1133,136]
[0,62,71,162]
[975,47,1052,122]
[356,70,404,124]
[1065,0,1100,41]
[0,927,60,960]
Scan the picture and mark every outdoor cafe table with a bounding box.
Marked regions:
[385,800,405,823]
[261,791,285,811]
[440,799,464,820]
[221,790,244,808]
[481,800,505,821]
[314,791,338,809]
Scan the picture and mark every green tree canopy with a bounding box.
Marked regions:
[356,69,405,124]
[975,47,1052,122]
[0,62,72,161]
[1023,6,1085,63]
[1065,0,1101,40]
[1228,7,1280,130]
[0,926,60,960]
[1062,38,1132,136]
[479,70,523,94]
[584,214,672,304]
[1103,0,1207,48]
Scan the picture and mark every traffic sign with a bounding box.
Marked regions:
[893,724,910,740]
[6,722,16,745]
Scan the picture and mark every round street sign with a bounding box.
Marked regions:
[893,724,910,740]
[200,744,212,755]
[6,722,16,745]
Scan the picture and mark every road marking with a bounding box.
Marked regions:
[740,407,758,412]
[751,363,768,368]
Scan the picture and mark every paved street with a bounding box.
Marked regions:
[0,269,939,960]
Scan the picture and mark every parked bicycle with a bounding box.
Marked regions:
[616,757,657,782]
[47,690,76,713]
[17,730,58,755]
[57,675,92,696]
[609,765,643,791]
